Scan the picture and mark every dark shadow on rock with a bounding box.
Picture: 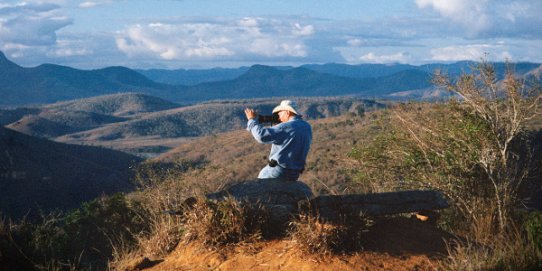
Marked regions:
[361,216,456,258]
[126,257,164,271]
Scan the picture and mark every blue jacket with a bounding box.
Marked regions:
[247,116,312,170]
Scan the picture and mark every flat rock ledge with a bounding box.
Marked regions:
[207,178,313,224]
[204,179,448,224]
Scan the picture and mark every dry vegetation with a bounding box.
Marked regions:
[119,62,541,270]
[1,63,542,270]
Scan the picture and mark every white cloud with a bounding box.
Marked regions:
[78,0,116,8]
[347,38,363,46]
[79,2,98,8]
[1,1,540,69]
[358,52,411,64]
[430,43,513,62]
[431,44,489,61]
[115,17,313,61]
[0,2,71,47]
[415,0,542,39]
[292,23,314,36]
[48,39,92,57]
[238,17,260,28]
[416,0,490,37]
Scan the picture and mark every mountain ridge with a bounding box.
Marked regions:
[2,51,540,107]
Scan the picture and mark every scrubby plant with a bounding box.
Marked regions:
[181,196,270,250]
[1,193,149,271]
[348,62,542,268]
[442,226,542,271]
[525,211,542,254]
[350,62,541,234]
[433,61,541,232]
[133,157,206,189]
[289,213,367,255]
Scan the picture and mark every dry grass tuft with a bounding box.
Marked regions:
[181,196,270,250]
[442,228,542,271]
[289,213,367,255]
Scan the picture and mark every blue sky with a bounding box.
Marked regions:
[1,0,541,69]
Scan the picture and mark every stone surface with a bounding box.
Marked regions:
[207,178,313,204]
[207,178,313,224]
[197,180,449,224]
[308,190,449,222]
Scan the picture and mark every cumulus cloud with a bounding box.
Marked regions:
[115,17,314,61]
[347,38,364,47]
[48,39,93,57]
[1,1,540,68]
[0,2,72,50]
[358,52,411,64]
[430,43,513,61]
[292,23,314,36]
[79,2,98,8]
[416,0,542,39]
[78,1,116,9]
[416,0,492,37]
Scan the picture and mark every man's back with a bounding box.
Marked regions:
[267,116,312,170]
[245,100,312,181]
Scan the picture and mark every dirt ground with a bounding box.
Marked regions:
[134,216,455,271]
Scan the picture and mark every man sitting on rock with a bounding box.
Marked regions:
[244,100,312,181]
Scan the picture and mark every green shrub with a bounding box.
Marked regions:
[525,211,542,253]
[2,193,149,270]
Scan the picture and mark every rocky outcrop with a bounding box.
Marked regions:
[306,190,449,222]
[207,178,313,224]
[205,179,449,224]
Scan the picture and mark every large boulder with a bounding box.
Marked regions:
[307,190,449,223]
[207,178,313,224]
[179,179,449,226]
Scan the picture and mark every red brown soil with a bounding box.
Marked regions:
[142,217,455,271]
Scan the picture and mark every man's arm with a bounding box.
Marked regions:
[245,108,284,144]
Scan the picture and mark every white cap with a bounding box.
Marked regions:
[272,100,299,115]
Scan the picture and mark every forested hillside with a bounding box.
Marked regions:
[3,94,381,157]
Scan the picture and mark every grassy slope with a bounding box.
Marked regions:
[154,112,384,195]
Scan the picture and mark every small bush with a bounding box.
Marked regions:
[181,196,270,249]
[289,213,367,255]
[1,193,149,271]
[525,211,542,253]
[442,227,542,271]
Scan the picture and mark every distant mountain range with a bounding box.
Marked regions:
[138,61,542,86]
[3,51,539,107]
[136,67,250,86]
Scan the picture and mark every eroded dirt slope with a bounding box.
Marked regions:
[136,217,453,271]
